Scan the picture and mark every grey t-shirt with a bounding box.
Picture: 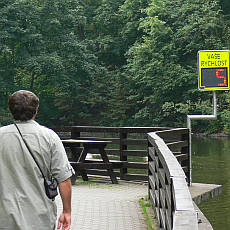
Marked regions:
[0,120,74,230]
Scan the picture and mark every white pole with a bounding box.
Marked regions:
[187,91,217,186]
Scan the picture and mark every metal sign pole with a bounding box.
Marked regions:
[187,91,217,186]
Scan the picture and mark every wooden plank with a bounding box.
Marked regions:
[167,140,188,149]
[154,172,159,189]
[155,128,189,138]
[165,184,172,212]
[72,126,121,132]
[82,159,127,168]
[62,139,112,144]
[176,154,188,162]
[56,133,71,139]
[122,138,148,145]
[70,162,113,169]
[120,132,128,179]
[182,166,189,173]
[149,175,155,189]
[148,147,156,160]
[155,206,160,226]
[74,137,120,143]
[63,146,83,152]
[123,150,147,157]
[149,161,155,175]
[158,168,166,189]
[164,169,171,187]
[165,209,172,230]
[120,127,171,133]
[160,188,166,210]
[164,139,183,144]
[68,149,121,158]
[155,188,160,208]
[148,134,156,146]
[126,162,147,169]
[85,170,147,181]
[122,174,148,181]
[157,151,171,175]
[159,208,166,229]
[172,151,183,156]
[152,154,158,168]
[52,126,72,132]
[149,189,156,206]
[68,148,120,155]
[105,149,120,155]
[85,169,120,177]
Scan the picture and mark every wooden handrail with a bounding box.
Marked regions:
[148,131,197,230]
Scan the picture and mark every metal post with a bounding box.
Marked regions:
[187,116,192,186]
[187,91,217,186]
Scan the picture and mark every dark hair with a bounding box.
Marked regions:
[8,90,39,121]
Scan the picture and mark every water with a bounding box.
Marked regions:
[192,135,230,230]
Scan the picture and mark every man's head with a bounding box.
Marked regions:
[8,90,39,121]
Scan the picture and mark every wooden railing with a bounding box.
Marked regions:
[148,128,197,230]
[53,126,190,183]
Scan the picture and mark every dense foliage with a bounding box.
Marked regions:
[1,0,230,133]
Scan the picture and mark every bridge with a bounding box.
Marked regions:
[54,126,222,230]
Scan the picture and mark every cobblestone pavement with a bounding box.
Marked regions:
[56,178,148,230]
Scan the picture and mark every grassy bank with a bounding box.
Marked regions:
[139,196,159,230]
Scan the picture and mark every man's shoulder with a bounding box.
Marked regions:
[37,122,60,139]
[0,124,14,133]
[39,124,56,134]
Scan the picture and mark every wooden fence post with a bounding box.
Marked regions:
[70,127,81,161]
[120,129,128,179]
[71,127,80,139]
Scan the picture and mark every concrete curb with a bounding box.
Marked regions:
[189,183,222,230]
[189,183,222,205]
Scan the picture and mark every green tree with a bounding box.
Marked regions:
[124,0,226,127]
[0,0,104,126]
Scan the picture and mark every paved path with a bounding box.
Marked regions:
[56,178,148,230]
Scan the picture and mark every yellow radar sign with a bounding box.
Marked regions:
[198,50,230,90]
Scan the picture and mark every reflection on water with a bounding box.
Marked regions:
[192,135,230,230]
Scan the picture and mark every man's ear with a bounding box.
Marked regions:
[32,106,39,120]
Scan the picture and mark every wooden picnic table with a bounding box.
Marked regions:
[62,139,119,184]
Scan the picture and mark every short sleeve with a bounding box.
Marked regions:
[50,132,75,183]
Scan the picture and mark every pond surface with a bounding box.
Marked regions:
[192,135,230,230]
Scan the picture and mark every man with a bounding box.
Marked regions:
[0,90,74,230]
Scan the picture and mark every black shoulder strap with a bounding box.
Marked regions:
[14,122,47,180]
